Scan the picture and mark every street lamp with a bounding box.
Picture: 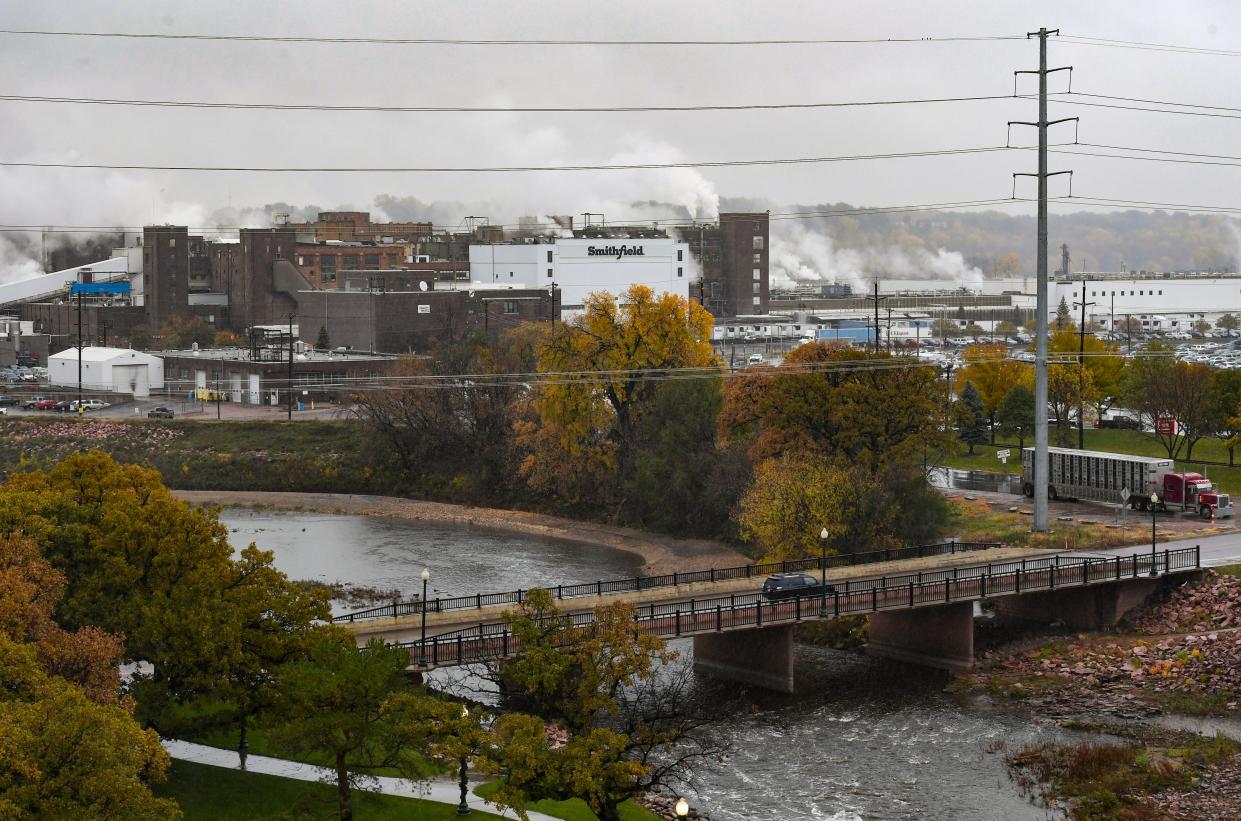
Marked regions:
[819,527,830,617]
[675,798,690,818]
[457,705,471,816]
[1149,491,1159,576]
[419,568,431,667]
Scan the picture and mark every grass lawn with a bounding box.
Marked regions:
[943,428,1241,494]
[162,701,441,779]
[946,495,1171,552]
[474,782,663,821]
[157,759,508,820]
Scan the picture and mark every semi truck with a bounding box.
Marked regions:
[1021,446,1233,519]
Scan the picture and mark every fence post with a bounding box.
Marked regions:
[795,596,801,621]
[945,578,951,603]
[908,582,914,608]
[716,605,722,631]
[980,573,987,598]
[476,593,482,609]
[951,540,957,554]
[756,602,763,627]
[597,580,602,596]
[432,638,438,666]
[516,589,523,604]
[1016,568,1022,594]
[392,600,397,619]
[675,609,681,636]
[557,585,563,600]
[1049,563,1056,590]
[1115,556,1121,580]
[502,630,509,657]
[457,635,463,663]
[1196,544,1201,569]
[1163,549,1169,575]
[872,587,878,612]
[746,564,752,579]
[710,568,716,583]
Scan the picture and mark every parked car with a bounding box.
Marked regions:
[52,401,74,413]
[761,572,834,600]
[147,406,175,419]
[1099,415,1141,430]
[0,395,19,406]
[747,353,764,365]
[77,400,108,411]
[33,398,58,410]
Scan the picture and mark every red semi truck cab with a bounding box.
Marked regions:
[1162,471,1230,518]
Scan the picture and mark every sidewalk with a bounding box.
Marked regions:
[161,739,561,820]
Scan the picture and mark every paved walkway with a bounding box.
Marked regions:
[162,739,562,820]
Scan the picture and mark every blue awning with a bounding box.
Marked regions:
[69,282,131,295]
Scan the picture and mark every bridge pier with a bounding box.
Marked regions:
[992,576,1164,630]
[867,601,974,671]
[693,625,795,693]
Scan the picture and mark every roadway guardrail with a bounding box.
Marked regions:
[333,539,1003,623]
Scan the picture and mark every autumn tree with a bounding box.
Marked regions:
[352,331,532,497]
[460,590,729,821]
[1048,328,1126,426]
[997,384,1036,449]
[1125,352,1222,459]
[519,285,717,505]
[930,318,957,338]
[736,453,948,562]
[1193,319,1212,334]
[266,630,416,821]
[0,535,178,820]
[720,342,954,470]
[1047,363,1094,446]
[1217,314,1238,332]
[0,453,329,744]
[995,320,1020,340]
[155,316,215,349]
[959,344,1030,443]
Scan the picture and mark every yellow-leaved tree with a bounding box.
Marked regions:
[518,285,717,504]
[959,344,1031,443]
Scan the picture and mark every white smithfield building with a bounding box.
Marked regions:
[469,238,692,316]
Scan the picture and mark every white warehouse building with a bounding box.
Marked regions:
[1012,275,1241,331]
[48,347,165,398]
[469,238,692,316]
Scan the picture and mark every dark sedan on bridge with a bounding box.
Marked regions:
[762,572,834,600]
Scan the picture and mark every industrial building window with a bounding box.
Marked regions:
[677,267,683,277]
[753,254,761,264]
[677,250,683,261]
[752,236,764,250]
[341,256,358,270]
[364,254,380,267]
[753,282,760,293]
[321,254,336,272]
[547,250,553,264]
[547,268,553,278]
[324,273,336,283]
[753,296,761,306]
[1159,290,1163,295]
[753,269,761,280]
[297,256,307,266]
[168,238,176,247]
[503,301,517,314]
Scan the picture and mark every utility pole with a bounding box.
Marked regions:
[76,289,83,411]
[1011,27,1074,533]
[865,281,888,354]
[287,313,295,421]
[1073,283,1096,449]
[549,282,557,330]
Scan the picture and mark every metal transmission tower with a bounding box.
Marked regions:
[1010,27,1075,532]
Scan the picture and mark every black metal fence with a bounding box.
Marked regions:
[333,539,1003,623]
[391,545,1201,669]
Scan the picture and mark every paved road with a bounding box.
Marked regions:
[1073,530,1241,568]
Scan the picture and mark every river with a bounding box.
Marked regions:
[219,508,1072,820]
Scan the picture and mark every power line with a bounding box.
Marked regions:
[1069,91,1241,114]
[0,145,1025,173]
[1059,34,1241,58]
[0,91,1031,114]
[0,28,1025,46]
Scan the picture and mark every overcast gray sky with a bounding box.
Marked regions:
[1,1,1240,279]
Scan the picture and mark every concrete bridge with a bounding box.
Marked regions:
[341,545,1201,693]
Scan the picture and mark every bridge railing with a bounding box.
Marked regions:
[333,539,1003,623]
[390,545,1201,669]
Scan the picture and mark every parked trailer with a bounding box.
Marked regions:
[1021,446,1232,519]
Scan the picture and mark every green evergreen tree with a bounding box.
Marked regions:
[956,381,989,455]
[1055,297,1072,330]
[316,325,331,350]
[997,383,1036,450]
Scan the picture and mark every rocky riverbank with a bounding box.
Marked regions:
[955,568,1241,816]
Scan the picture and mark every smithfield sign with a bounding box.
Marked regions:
[587,244,646,260]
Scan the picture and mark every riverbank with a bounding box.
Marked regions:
[954,567,1241,816]
[176,490,748,575]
